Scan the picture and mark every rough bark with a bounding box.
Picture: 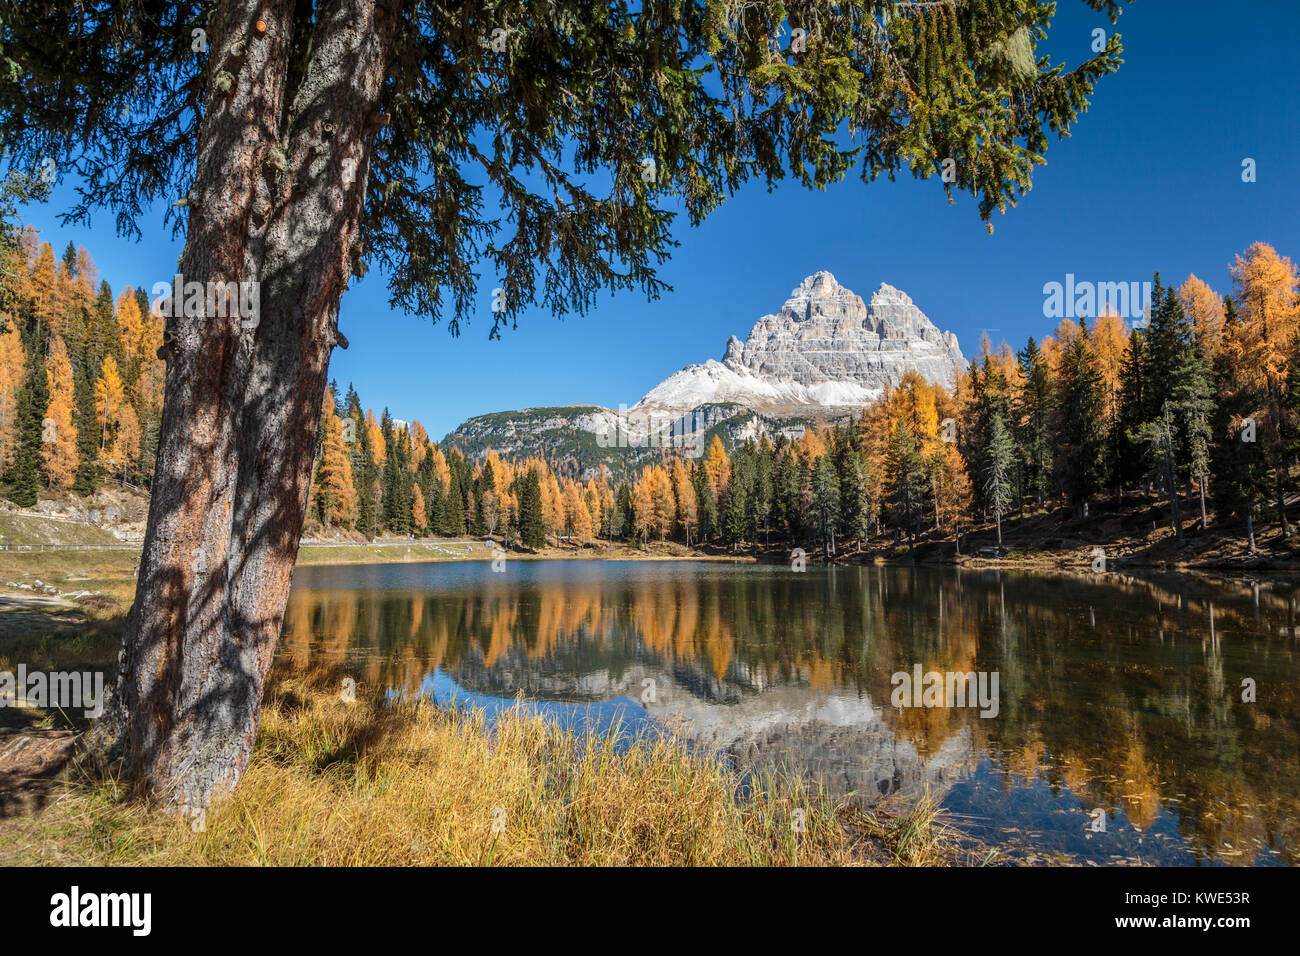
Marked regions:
[96,0,401,810]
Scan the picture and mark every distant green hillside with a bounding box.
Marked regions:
[441,403,846,478]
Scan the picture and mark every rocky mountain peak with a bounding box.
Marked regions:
[778,270,864,324]
[634,272,964,417]
[722,334,744,364]
[448,271,968,466]
[722,272,964,390]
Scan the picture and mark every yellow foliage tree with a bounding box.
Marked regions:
[1230,241,1299,392]
[411,484,427,533]
[1090,310,1129,424]
[632,464,674,543]
[1178,274,1226,360]
[117,289,144,366]
[563,480,592,541]
[314,393,357,528]
[93,355,125,452]
[365,408,386,465]
[703,435,730,510]
[0,318,24,472]
[108,403,140,479]
[671,460,698,544]
[41,335,78,489]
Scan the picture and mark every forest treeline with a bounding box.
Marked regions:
[3,222,1297,557]
[310,240,1299,556]
[0,226,164,502]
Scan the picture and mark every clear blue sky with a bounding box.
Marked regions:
[18,1,1300,439]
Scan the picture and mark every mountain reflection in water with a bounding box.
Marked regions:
[413,669,658,750]
[282,560,1300,865]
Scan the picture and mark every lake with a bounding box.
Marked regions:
[281,559,1300,865]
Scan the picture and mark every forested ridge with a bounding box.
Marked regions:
[305,241,1300,559]
[3,220,1296,558]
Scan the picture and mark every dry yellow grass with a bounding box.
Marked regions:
[6,669,906,866]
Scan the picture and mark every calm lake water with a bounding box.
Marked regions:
[281,559,1300,865]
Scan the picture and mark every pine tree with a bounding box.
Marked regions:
[811,453,840,557]
[1055,321,1107,517]
[6,345,47,506]
[441,466,466,537]
[1134,400,1184,542]
[886,417,926,551]
[722,458,749,548]
[0,0,1133,802]
[983,413,1017,547]
[516,470,546,549]
[1117,326,1152,493]
[839,450,870,551]
[1015,337,1054,508]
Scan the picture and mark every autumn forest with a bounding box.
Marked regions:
[3,229,1297,564]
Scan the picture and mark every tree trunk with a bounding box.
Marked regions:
[1166,467,1184,545]
[94,0,400,811]
[1276,467,1290,537]
[1199,477,1208,530]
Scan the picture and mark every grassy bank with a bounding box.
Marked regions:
[0,669,977,866]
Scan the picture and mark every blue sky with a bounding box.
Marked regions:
[17,1,1300,439]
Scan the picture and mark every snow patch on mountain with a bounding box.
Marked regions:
[632,271,962,416]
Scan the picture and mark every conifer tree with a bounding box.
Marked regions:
[839,450,869,551]
[983,413,1017,547]
[313,394,358,529]
[1015,337,1054,508]
[886,417,926,551]
[7,347,47,507]
[516,470,546,550]
[1055,321,1107,517]
[0,318,24,474]
[411,484,427,535]
[1134,400,1184,542]
[0,0,1132,804]
[41,334,78,490]
[811,453,840,557]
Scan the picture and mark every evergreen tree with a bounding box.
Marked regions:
[6,346,47,506]
[440,466,467,537]
[1015,337,1054,508]
[886,418,926,550]
[1134,400,1184,542]
[1055,321,1107,517]
[839,450,870,550]
[516,470,546,549]
[722,458,750,547]
[1116,327,1152,492]
[811,453,841,557]
[983,413,1017,546]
